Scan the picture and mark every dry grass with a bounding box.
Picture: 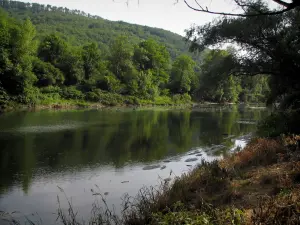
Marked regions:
[252,190,300,225]
[220,138,285,172]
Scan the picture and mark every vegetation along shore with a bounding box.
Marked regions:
[1,0,300,224]
[0,1,269,112]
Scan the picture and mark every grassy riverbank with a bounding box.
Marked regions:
[48,134,300,225]
[0,93,194,113]
[2,135,299,225]
[3,133,300,225]
[111,136,300,225]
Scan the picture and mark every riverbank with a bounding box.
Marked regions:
[113,136,300,225]
[0,94,197,113]
[0,98,265,115]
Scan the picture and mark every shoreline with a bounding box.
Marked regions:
[0,100,266,114]
[115,135,300,225]
[2,112,295,225]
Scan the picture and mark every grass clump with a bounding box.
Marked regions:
[152,202,244,225]
[252,192,300,225]
[220,138,284,171]
[120,161,241,225]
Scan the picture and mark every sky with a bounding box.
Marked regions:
[23,0,238,36]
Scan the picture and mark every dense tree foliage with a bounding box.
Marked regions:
[170,55,197,94]
[0,12,37,104]
[192,49,269,103]
[0,2,271,109]
[186,1,299,109]
[0,0,190,60]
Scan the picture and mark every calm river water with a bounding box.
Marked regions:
[0,106,268,224]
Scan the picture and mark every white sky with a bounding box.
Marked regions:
[23,0,238,35]
[23,0,283,36]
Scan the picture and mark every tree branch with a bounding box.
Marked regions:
[232,70,276,76]
[183,0,298,17]
[271,0,290,8]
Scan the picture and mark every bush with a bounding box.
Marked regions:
[154,96,173,105]
[220,138,284,171]
[40,86,62,94]
[252,193,300,225]
[152,209,212,225]
[121,161,233,225]
[85,89,125,106]
[172,93,192,104]
[32,58,65,87]
[62,86,84,100]
[21,87,41,105]
[0,87,10,108]
[257,110,300,137]
[124,96,140,105]
[85,91,101,102]
[98,92,124,106]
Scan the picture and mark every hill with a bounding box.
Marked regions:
[0,0,190,59]
[0,0,269,111]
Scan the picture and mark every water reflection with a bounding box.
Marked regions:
[0,106,267,199]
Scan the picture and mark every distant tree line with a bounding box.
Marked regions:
[0,5,270,108]
[0,0,103,19]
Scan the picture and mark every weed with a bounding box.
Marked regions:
[220,138,284,172]
[252,193,300,225]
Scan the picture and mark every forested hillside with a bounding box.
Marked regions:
[0,1,270,110]
[0,0,189,59]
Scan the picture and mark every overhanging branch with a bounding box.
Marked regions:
[272,0,290,8]
[183,0,299,17]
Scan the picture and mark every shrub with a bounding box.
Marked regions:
[124,96,140,105]
[21,87,42,105]
[152,209,212,225]
[257,110,300,137]
[172,93,192,104]
[252,193,300,225]
[220,138,284,171]
[40,86,62,95]
[154,96,173,105]
[98,92,124,106]
[62,86,84,100]
[121,161,233,225]
[32,58,65,87]
[85,91,101,102]
[85,90,139,105]
[0,87,10,108]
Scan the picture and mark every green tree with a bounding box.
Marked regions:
[82,42,102,80]
[38,34,84,86]
[38,34,67,65]
[133,39,171,87]
[0,11,38,104]
[240,75,270,103]
[170,54,197,94]
[108,35,134,82]
[195,49,240,102]
[32,57,64,87]
[186,6,300,108]
[59,47,84,86]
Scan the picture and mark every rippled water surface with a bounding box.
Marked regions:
[0,106,268,224]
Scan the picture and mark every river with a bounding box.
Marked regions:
[0,106,268,224]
